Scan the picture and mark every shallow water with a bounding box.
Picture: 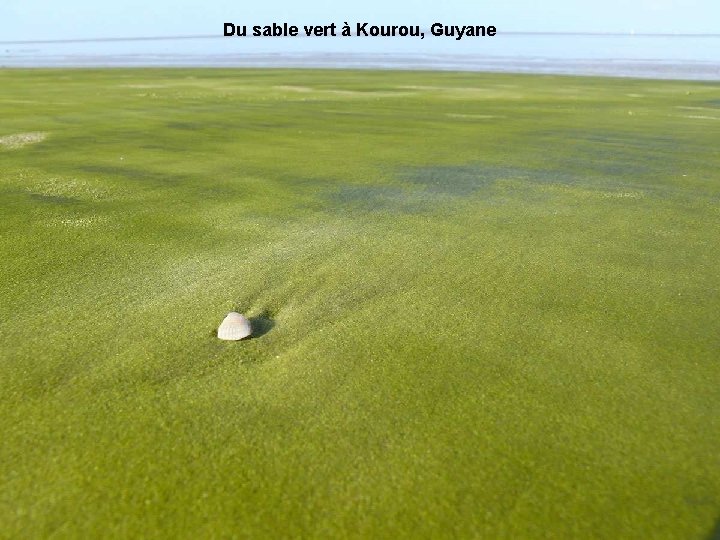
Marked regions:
[2,34,719,80]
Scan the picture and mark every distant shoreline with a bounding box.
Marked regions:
[2,31,720,45]
[2,53,719,81]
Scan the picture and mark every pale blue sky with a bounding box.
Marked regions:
[1,0,718,41]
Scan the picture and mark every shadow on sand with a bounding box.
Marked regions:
[248,311,275,340]
[708,516,720,540]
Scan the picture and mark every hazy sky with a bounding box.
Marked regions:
[1,0,718,42]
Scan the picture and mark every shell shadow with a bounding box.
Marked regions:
[248,312,275,340]
[708,516,720,540]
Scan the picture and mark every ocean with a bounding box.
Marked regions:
[2,33,719,80]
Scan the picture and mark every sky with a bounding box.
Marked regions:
[1,0,718,42]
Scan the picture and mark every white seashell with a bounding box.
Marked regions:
[217,312,252,341]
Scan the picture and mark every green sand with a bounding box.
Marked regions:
[1,69,719,538]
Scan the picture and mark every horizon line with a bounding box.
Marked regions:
[2,30,720,45]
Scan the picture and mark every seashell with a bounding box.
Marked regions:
[217,312,252,341]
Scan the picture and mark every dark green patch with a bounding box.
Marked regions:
[28,193,80,205]
[400,164,502,195]
[78,165,192,185]
[328,184,432,213]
